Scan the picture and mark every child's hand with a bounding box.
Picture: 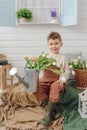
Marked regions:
[57,80,64,90]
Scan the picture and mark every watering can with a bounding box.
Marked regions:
[9,67,39,92]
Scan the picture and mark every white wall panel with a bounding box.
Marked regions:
[0,0,87,76]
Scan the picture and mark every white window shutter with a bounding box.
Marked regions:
[0,0,15,27]
[61,0,77,26]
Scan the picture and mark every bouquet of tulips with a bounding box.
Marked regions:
[24,52,61,74]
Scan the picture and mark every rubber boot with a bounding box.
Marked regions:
[41,101,55,126]
[53,105,61,120]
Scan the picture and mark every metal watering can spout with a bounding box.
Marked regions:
[9,67,29,88]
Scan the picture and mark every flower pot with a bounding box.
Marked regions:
[20,18,29,23]
[50,17,58,23]
[74,69,87,89]
[24,68,39,92]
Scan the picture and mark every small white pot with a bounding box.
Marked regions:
[50,17,58,23]
[20,18,29,23]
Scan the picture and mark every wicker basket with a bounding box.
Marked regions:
[74,69,87,89]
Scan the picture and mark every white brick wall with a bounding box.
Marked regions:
[0,0,87,76]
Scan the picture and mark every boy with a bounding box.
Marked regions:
[33,31,70,126]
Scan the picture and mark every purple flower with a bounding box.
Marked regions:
[51,9,57,17]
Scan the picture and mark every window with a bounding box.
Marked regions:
[0,0,16,27]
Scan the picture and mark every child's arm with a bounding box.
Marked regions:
[59,56,70,83]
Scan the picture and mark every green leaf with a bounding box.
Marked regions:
[48,69,61,75]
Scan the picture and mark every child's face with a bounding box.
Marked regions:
[48,38,63,54]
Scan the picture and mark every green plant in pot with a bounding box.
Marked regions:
[16,8,32,22]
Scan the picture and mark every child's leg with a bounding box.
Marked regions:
[41,81,65,126]
[41,101,56,126]
[34,77,54,103]
[49,81,65,102]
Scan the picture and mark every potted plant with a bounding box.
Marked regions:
[50,9,58,23]
[16,8,32,23]
[9,52,62,92]
[23,52,61,92]
[69,56,87,89]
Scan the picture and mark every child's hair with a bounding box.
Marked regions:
[47,31,62,42]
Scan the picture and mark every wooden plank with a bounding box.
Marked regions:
[0,64,13,89]
[0,54,6,59]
